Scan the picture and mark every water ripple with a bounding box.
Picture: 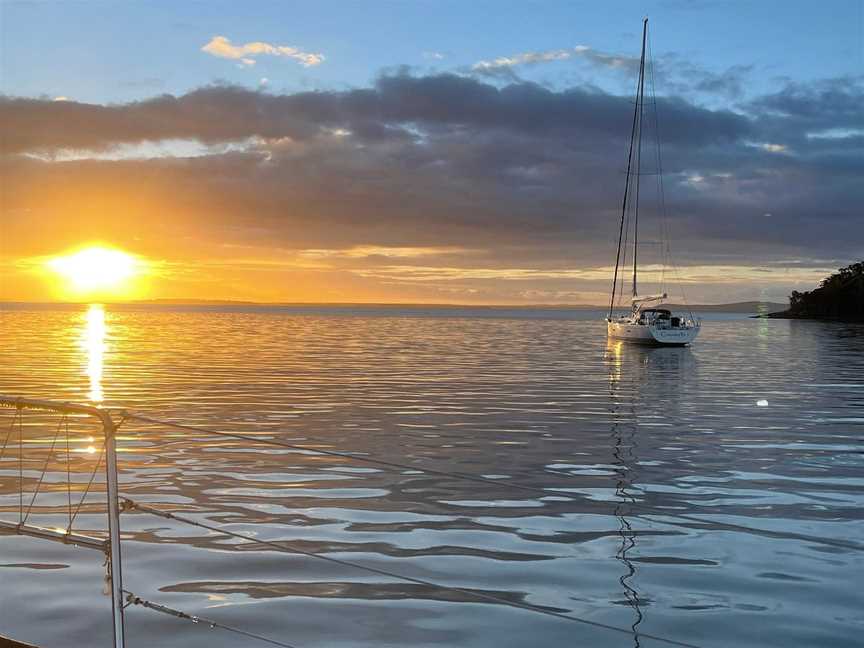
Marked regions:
[1,304,862,648]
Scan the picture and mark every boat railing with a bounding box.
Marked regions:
[0,396,126,648]
[6,394,824,648]
[608,312,700,329]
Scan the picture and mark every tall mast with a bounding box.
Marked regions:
[633,18,648,297]
[608,18,649,317]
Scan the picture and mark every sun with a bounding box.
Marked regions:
[46,245,146,299]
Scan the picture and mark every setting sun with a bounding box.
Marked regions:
[46,246,146,299]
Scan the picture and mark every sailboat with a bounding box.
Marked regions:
[606,18,700,347]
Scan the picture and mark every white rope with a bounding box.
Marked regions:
[123,590,300,648]
[124,412,564,498]
[646,32,694,321]
[21,414,65,524]
[121,498,703,648]
[121,412,864,552]
[67,445,105,532]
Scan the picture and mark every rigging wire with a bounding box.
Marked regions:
[0,405,19,462]
[124,412,566,499]
[65,415,73,529]
[22,413,65,524]
[120,498,703,648]
[619,186,631,308]
[644,35,666,298]
[67,444,106,532]
[609,20,648,317]
[646,38,669,299]
[632,21,649,298]
[646,31,694,321]
[121,412,864,552]
[2,404,859,648]
[19,406,24,523]
[0,408,107,533]
[123,590,300,648]
[0,407,22,522]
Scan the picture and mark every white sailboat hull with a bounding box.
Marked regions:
[607,319,700,346]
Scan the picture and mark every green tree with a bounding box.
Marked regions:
[787,262,864,321]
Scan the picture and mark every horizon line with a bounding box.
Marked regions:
[0,298,788,309]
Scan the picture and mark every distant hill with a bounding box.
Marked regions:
[130,298,258,305]
[764,262,864,322]
[0,299,789,313]
[120,300,785,312]
[664,301,786,313]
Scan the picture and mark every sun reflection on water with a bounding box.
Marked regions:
[81,304,107,403]
[605,339,624,384]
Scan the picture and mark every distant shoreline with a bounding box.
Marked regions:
[760,262,864,322]
[0,300,787,313]
[753,310,864,323]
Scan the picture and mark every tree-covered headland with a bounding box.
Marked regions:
[781,261,864,322]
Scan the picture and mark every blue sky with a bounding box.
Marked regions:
[2,1,861,104]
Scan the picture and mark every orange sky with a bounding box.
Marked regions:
[0,162,835,305]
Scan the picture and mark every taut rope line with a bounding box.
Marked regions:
[121,498,703,648]
[123,411,864,553]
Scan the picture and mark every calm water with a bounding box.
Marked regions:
[1,304,862,648]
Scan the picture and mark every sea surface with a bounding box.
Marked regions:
[0,304,862,648]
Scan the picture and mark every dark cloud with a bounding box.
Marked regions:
[748,76,864,149]
[688,64,753,99]
[0,73,749,154]
[1,72,861,279]
[749,76,863,124]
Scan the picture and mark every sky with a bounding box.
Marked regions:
[1,0,862,304]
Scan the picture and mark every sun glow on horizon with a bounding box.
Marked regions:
[46,245,146,299]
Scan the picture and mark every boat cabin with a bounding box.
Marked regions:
[636,308,684,328]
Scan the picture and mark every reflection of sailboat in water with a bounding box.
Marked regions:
[609,351,644,646]
[605,340,697,645]
[614,427,643,646]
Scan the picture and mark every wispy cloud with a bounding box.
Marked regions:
[352,265,610,282]
[352,264,833,288]
[471,44,758,104]
[473,48,574,73]
[423,51,446,60]
[300,246,469,260]
[758,142,789,153]
[472,45,637,77]
[201,36,325,68]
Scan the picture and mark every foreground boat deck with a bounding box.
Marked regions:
[1,635,41,648]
